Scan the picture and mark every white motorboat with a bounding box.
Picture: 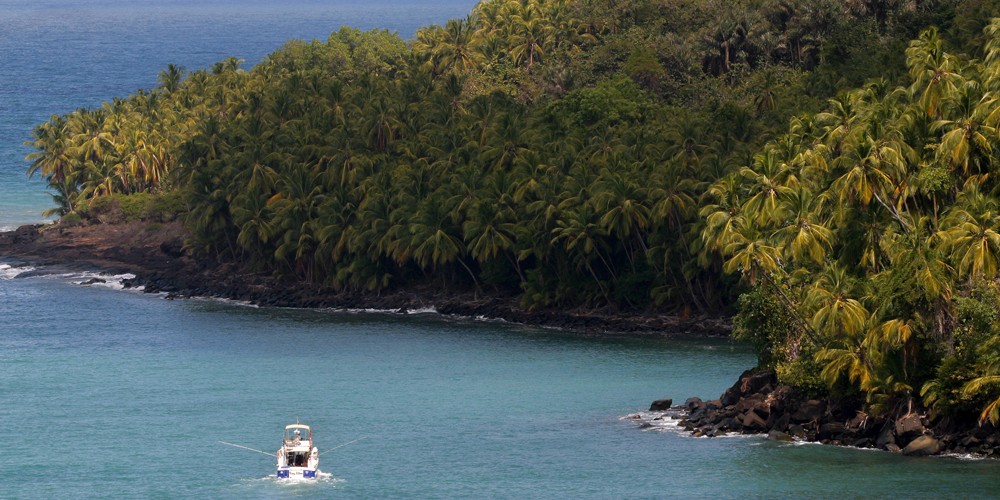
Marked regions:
[276,424,319,479]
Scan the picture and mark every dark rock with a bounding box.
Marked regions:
[819,422,846,440]
[877,424,896,449]
[685,397,704,410]
[721,370,777,406]
[789,424,807,439]
[734,393,766,414]
[902,435,942,456]
[853,438,873,448]
[769,412,791,432]
[718,416,738,431]
[791,400,826,422]
[742,411,768,431]
[886,443,902,453]
[650,398,673,411]
[895,414,925,443]
[846,412,868,431]
[79,277,107,285]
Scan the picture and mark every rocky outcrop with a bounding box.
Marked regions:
[650,369,1000,458]
[650,399,673,411]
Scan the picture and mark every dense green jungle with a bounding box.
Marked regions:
[23,0,1000,426]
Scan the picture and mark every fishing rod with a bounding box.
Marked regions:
[320,436,368,455]
[219,441,275,457]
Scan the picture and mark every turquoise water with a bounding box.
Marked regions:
[3,2,1000,498]
[3,267,1000,498]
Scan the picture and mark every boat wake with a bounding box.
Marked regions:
[244,470,343,485]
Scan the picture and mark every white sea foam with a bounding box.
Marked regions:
[331,306,439,315]
[405,307,437,315]
[188,295,258,308]
[941,451,988,461]
[68,271,138,291]
[621,411,687,434]
[0,264,35,280]
[622,410,762,440]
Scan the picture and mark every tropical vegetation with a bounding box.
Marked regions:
[24,0,1000,425]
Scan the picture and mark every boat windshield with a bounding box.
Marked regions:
[284,425,311,442]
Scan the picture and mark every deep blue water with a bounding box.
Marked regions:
[2,2,1000,498]
[0,0,478,229]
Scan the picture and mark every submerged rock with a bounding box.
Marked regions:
[767,430,793,442]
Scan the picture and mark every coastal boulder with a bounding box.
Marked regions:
[650,399,673,411]
[685,397,703,410]
[791,400,826,423]
[902,435,941,456]
[742,411,768,431]
[877,425,897,449]
[721,370,778,406]
[818,422,846,440]
[895,414,925,443]
[768,411,791,432]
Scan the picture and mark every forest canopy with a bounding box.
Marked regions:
[23,0,1000,422]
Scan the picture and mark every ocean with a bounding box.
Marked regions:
[2,2,1000,498]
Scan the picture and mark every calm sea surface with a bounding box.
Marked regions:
[2,2,1000,498]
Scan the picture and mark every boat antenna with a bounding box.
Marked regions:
[219,441,274,457]
[320,436,368,456]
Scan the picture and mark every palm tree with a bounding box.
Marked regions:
[938,188,1000,283]
[508,3,554,68]
[906,27,960,119]
[961,340,1000,424]
[157,64,186,94]
[772,186,833,266]
[931,83,996,179]
[804,264,869,339]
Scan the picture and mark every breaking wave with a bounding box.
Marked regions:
[0,264,35,280]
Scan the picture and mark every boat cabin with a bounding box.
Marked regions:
[283,424,312,447]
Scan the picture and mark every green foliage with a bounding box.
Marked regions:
[706,18,1000,420]
[624,46,667,91]
[58,211,83,227]
[81,196,125,224]
[732,287,794,369]
[547,75,652,129]
[776,354,827,399]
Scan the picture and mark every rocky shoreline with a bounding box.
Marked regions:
[0,222,731,336]
[638,369,1000,458]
